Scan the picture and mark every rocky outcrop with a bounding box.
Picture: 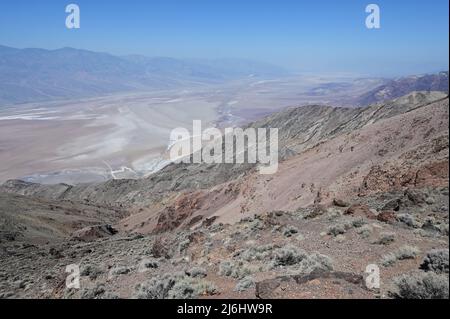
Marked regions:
[71,224,118,242]
[255,271,371,299]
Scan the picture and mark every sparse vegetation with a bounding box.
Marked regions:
[356,224,373,238]
[271,245,307,267]
[382,246,420,267]
[134,272,185,299]
[327,224,347,236]
[238,244,274,262]
[234,276,255,292]
[397,213,420,228]
[295,253,333,274]
[389,272,449,299]
[282,225,299,237]
[186,267,207,278]
[168,277,218,299]
[373,232,395,245]
[80,264,103,280]
[420,249,449,274]
[218,260,252,279]
[110,266,131,276]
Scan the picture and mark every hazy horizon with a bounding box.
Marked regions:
[1,0,448,77]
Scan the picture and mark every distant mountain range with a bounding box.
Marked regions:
[0,45,448,106]
[355,71,449,106]
[0,45,287,105]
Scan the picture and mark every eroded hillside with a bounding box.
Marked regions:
[0,91,448,299]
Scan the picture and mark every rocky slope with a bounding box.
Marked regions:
[0,91,448,299]
[356,71,448,106]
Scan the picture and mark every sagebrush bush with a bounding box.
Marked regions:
[351,217,367,228]
[420,249,449,274]
[327,224,347,236]
[356,224,373,238]
[134,272,184,299]
[271,245,307,267]
[373,232,395,245]
[167,278,217,299]
[382,246,420,267]
[397,213,420,228]
[234,276,255,292]
[296,253,333,274]
[110,266,131,276]
[238,244,274,262]
[396,246,421,260]
[218,260,252,279]
[178,239,191,254]
[389,272,449,299]
[134,271,216,299]
[80,283,106,299]
[80,264,103,280]
[282,225,299,237]
[186,267,207,278]
[140,258,159,269]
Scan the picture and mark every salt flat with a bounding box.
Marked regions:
[0,75,383,184]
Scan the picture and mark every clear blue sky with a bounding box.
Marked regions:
[0,0,448,76]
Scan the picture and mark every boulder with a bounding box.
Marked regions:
[345,204,376,219]
[333,198,350,207]
[377,211,396,223]
[71,224,118,242]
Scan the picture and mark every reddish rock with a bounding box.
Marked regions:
[333,198,350,207]
[377,211,396,223]
[71,224,118,242]
[345,204,376,219]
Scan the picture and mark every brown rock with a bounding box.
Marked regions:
[377,211,396,223]
[71,224,117,242]
[345,204,376,219]
[333,198,350,207]
[255,271,373,299]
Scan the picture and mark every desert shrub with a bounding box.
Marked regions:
[167,278,217,299]
[235,276,255,292]
[209,223,224,232]
[296,253,333,274]
[373,232,395,245]
[218,260,252,279]
[334,234,346,243]
[80,283,106,299]
[186,267,207,278]
[327,224,347,236]
[397,214,420,228]
[247,219,265,232]
[134,272,184,299]
[140,258,159,270]
[421,217,441,233]
[110,266,131,276]
[440,224,449,236]
[389,272,449,299]
[202,241,213,256]
[240,216,254,223]
[420,249,449,274]
[396,246,421,259]
[80,264,103,280]
[381,254,398,267]
[282,225,299,237]
[178,239,191,254]
[239,244,274,262]
[356,225,373,238]
[351,217,367,228]
[271,245,307,267]
[382,246,420,267]
[101,292,120,299]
